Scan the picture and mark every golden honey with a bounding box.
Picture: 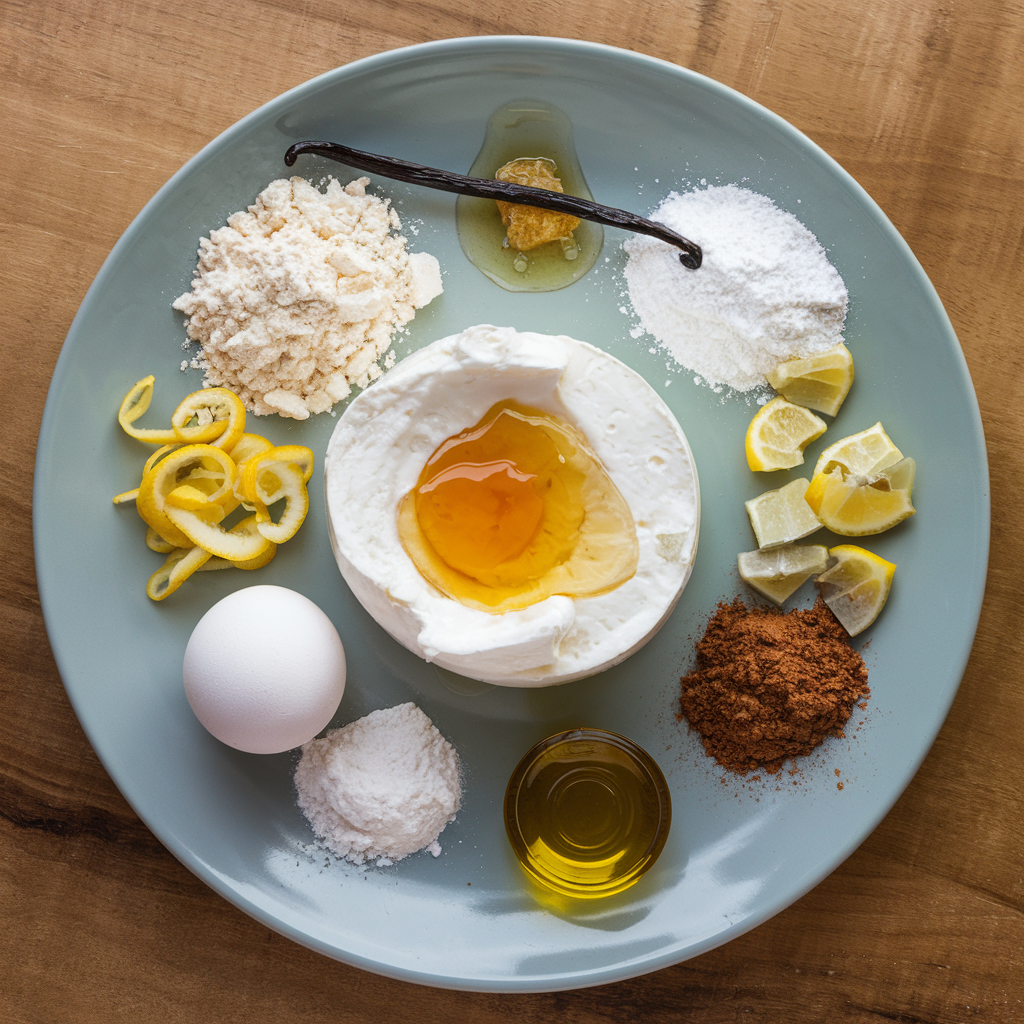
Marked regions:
[455,99,603,291]
[504,729,671,899]
[397,400,637,614]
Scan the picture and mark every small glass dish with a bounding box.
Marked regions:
[504,727,671,899]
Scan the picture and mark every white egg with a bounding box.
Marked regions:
[183,585,346,753]
[324,325,700,686]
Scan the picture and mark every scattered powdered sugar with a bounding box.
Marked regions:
[173,176,443,420]
[294,702,461,866]
[623,185,848,392]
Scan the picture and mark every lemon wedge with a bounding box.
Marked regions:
[814,422,903,477]
[745,478,823,548]
[766,343,854,417]
[745,397,828,472]
[815,544,895,635]
[805,457,916,535]
[738,543,829,604]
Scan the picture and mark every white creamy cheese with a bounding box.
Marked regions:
[324,325,700,686]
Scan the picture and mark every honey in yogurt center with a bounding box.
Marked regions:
[397,400,637,613]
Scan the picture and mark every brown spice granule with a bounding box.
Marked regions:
[678,598,869,774]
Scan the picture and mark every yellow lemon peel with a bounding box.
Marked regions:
[117,376,180,445]
[164,505,274,561]
[196,517,278,571]
[114,377,313,599]
[171,387,247,451]
[143,444,184,477]
[145,527,178,554]
[251,460,310,544]
[146,545,213,601]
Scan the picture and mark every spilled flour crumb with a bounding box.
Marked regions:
[174,176,443,420]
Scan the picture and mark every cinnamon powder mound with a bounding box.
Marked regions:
[678,598,869,774]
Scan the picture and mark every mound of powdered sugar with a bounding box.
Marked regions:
[294,702,461,866]
[173,176,443,420]
[623,185,848,392]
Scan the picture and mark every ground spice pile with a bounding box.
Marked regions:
[679,598,869,774]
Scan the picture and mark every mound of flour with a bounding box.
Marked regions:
[173,176,443,420]
[624,185,848,392]
[294,703,461,866]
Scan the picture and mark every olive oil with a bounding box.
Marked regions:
[456,99,603,292]
[504,729,671,899]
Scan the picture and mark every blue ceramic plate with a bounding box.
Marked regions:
[34,37,989,992]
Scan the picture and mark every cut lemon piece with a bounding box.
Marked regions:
[745,478,823,548]
[814,422,903,477]
[117,376,179,445]
[805,457,916,535]
[146,545,212,601]
[766,343,854,417]
[171,387,247,451]
[815,544,895,635]
[745,397,828,472]
[738,543,829,604]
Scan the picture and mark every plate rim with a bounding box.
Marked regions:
[32,34,991,993]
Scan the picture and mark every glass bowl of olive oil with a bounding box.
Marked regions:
[504,728,671,899]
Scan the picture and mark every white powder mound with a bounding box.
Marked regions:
[173,176,443,420]
[294,702,461,866]
[623,185,848,391]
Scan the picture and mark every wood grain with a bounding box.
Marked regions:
[3,0,1023,1020]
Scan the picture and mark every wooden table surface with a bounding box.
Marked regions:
[3,1,1022,1020]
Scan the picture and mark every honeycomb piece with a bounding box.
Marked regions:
[495,158,581,251]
